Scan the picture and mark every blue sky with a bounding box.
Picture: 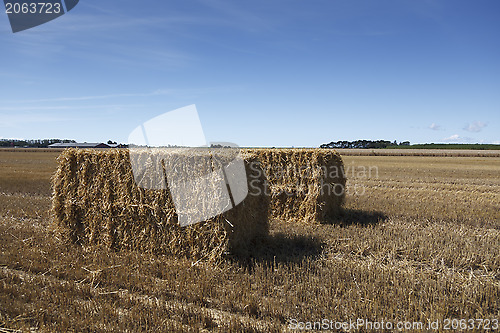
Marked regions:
[1,0,499,147]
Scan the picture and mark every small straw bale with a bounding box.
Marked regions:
[247,148,346,223]
[51,149,268,260]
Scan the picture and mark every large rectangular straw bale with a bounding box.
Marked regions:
[247,148,346,223]
[51,149,268,260]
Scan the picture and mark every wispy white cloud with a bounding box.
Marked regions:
[0,104,145,112]
[443,134,472,143]
[443,134,460,141]
[4,86,240,105]
[429,123,441,131]
[4,90,175,104]
[0,9,197,71]
[463,121,487,133]
[62,4,248,33]
[198,0,277,33]
[0,113,70,128]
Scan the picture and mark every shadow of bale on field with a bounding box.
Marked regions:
[325,208,387,227]
[229,232,325,272]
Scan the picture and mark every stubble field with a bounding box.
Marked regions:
[0,149,499,332]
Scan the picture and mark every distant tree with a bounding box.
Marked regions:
[0,138,76,148]
[320,139,411,149]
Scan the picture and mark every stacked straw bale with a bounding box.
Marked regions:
[51,149,268,260]
[51,148,345,259]
[247,149,346,223]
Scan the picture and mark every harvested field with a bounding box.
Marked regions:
[1,149,499,332]
[342,155,500,227]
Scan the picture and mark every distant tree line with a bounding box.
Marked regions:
[320,140,410,149]
[0,139,76,148]
[210,144,233,148]
[392,143,500,150]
